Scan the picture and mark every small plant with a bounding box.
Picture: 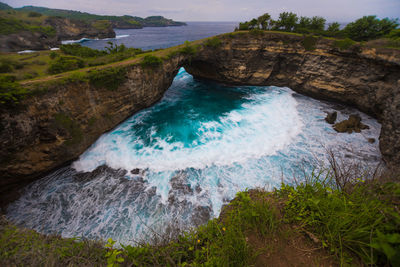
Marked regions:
[333,38,357,50]
[302,35,318,51]
[48,56,85,74]
[0,75,27,107]
[141,55,163,68]
[179,41,197,56]
[49,51,59,59]
[105,238,125,267]
[88,67,127,91]
[204,37,222,48]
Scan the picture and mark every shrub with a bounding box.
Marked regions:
[88,67,127,91]
[179,41,197,56]
[48,56,85,74]
[0,75,28,106]
[0,60,12,73]
[140,55,162,68]
[343,16,398,41]
[60,44,106,58]
[27,11,42,17]
[204,37,222,48]
[333,38,357,50]
[49,51,59,59]
[302,35,318,51]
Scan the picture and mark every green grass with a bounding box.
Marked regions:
[333,38,357,50]
[140,55,163,68]
[0,217,106,266]
[203,37,222,48]
[276,170,400,266]
[87,67,127,91]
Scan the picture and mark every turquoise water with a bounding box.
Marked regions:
[7,68,381,244]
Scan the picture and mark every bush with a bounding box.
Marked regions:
[179,41,197,56]
[60,44,106,58]
[204,37,222,48]
[27,11,42,17]
[49,51,59,59]
[0,61,12,73]
[140,55,162,68]
[344,16,398,41]
[302,35,318,51]
[0,75,28,106]
[47,56,85,74]
[88,67,127,91]
[333,38,357,50]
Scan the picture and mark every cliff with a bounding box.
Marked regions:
[185,32,400,169]
[0,10,115,52]
[1,32,399,206]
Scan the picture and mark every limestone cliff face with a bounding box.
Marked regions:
[0,55,185,204]
[185,32,400,169]
[0,17,115,52]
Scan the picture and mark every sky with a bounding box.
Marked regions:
[4,0,400,22]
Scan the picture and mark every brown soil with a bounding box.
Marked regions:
[244,190,339,267]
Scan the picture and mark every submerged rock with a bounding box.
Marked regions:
[325,111,337,124]
[333,114,370,133]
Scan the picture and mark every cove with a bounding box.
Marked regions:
[6,68,381,244]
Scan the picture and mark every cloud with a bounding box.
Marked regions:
[3,0,400,21]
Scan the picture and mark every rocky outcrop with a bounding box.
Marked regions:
[0,54,186,206]
[333,114,369,133]
[0,17,115,52]
[45,17,115,40]
[184,32,400,169]
[1,32,399,206]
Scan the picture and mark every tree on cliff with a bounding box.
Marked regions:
[274,12,298,32]
[344,16,398,41]
[257,13,272,30]
[326,22,341,36]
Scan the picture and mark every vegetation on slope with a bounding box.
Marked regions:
[0,9,55,36]
[15,5,186,28]
[237,12,399,43]
[1,161,399,266]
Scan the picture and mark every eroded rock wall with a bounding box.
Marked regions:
[0,55,185,204]
[185,32,400,169]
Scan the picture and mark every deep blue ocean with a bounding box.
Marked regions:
[63,22,238,50]
[8,24,382,244]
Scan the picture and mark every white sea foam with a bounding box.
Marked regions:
[73,88,303,173]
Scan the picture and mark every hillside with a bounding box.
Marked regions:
[16,6,187,28]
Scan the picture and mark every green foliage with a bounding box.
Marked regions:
[302,35,318,51]
[274,12,299,31]
[48,56,85,74]
[88,67,127,91]
[27,11,42,17]
[276,173,400,266]
[257,13,272,30]
[0,17,56,36]
[120,190,277,266]
[179,41,197,56]
[333,38,357,50]
[60,43,106,58]
[54,113,83,145]
[140,55,163,69]
[49,51,59,59]
[204,37,222,48]
[0,218,106,266]
[344,16,399,41]
[105,238,124,267]
[0,75,28,106]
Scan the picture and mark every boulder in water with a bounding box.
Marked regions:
[333,114,369,133]
[325,111,337,124]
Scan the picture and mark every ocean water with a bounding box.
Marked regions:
[7,68,381,244]
[71,22,238,50]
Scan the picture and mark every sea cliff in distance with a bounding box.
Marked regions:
[0,2,186,52]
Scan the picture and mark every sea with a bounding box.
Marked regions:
[7,22,382,245]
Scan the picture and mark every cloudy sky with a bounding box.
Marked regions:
[4,0,400,22]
